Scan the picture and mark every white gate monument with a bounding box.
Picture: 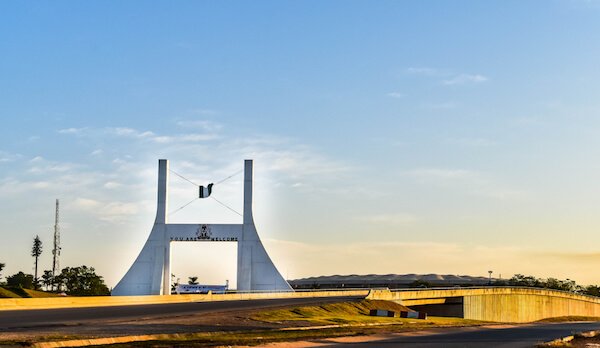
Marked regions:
[112,159,292,296]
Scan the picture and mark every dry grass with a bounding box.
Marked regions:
[22,289,62,298]
[0,287,20,298]
[537,316,600,323]
[0,286,62,298]
[252,299,485,327]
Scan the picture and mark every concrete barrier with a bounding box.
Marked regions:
[0,290,370,311]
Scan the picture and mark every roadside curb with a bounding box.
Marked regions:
[539,329,600,346]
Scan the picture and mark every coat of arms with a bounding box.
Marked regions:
[196,224,212,240]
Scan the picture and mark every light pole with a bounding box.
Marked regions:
[488,270,493,285]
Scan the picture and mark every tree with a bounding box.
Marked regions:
[585,285,600,297]
[6,272,35,289]
[188,276,199,285]
[41,270,54,291]
[54,266,109,296]
[31,235,43,289]
[509,274,543,288]
[171,273,179,293]
[0,262,4,283]
[409,279,431,288]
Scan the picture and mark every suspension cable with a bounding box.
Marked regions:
[168,167,244,216]
[168,197,199,216]
[169,169,199,187]
[215,169,243,185]
[210,196,242,217]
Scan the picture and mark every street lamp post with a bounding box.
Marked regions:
[488,270,493,285]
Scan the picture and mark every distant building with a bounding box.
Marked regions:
[289,274,496,289]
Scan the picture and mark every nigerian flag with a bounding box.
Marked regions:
[199,183,214,198]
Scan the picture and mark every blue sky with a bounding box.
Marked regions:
[2,1,600,287]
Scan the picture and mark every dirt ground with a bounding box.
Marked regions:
[0,308,292,343]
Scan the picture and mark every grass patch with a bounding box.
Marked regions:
[22,289,62,298]
[69,327,430,348]
[0,287,21,298]
[252,299,485,327]
[537,316,600,323]
[252,299,409,325]
[81,318,487,348]
[3,287,31,298]
[0,286,62,298]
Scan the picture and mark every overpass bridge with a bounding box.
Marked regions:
[369,287,600,322]
[2,287,599,323]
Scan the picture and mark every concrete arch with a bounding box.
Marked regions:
[112,159,291,296]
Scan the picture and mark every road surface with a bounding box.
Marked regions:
[2,297,598,347]
[317,321,600,348]
[0,296,361,330]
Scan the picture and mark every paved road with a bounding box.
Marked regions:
[0,296,361,330]
[319,321,600,348]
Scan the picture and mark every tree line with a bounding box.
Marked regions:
[409,274,600,297]
[497,274,600,297]
[0,236,109,296]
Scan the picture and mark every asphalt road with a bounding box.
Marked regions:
[0,296,361,331]
[2,297,599,347]
[321,321,600,348]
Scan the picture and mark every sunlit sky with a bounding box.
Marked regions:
[2,1,600,288]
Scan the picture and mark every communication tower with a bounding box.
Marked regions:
[52,199,61,289]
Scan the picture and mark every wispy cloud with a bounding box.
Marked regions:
[406,67,488,86]
[442,74,488,85]
[176,119,223,131]
[72,197,140,223]
[58,127,88,135]
[386,91,405,99]
[55,123,351,197]
[0,150,21,163]
[59,126,222,144]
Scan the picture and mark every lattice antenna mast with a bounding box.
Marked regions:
[52,199,61,288]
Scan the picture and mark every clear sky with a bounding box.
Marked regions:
[2,1,600,288]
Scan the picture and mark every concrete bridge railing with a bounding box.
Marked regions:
[367,287,600,323]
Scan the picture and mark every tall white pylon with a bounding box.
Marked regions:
[112,159,292,296]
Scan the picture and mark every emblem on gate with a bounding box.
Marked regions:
[196,224,212,240]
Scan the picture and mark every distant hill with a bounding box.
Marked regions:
[289,274,495,289]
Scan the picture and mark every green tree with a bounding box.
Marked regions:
[55,266,110,296]
[585,285,600,297]
[188,276,199,285]
[31,235,43,289]
[509,274,543,288]
[0,262,5,283]
[171,273,179,292]
[41,270,54,291]
[6,272,35,289]
[508,274,586,294]
[409,279,431,288]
